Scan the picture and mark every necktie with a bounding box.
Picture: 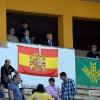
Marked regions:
[10,36,13,42]
[27,38,30,43]
[49,41,52,46]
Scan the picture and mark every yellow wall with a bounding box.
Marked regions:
[0,0,100,48]
[0,0,6,43]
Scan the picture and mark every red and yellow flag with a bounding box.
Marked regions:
[18,45,58,77]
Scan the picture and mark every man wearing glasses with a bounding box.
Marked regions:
[8,74,22,100]
[86,45,100,58]
[7,28,19,43]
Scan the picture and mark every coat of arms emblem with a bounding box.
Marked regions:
[30,53,46,71]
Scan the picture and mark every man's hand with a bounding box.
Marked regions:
[51,95,56,99]
[70,96,73,100]
[14,70,18,74]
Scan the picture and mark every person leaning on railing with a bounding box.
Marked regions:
[86,45,100,58]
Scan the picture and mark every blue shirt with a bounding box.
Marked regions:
[8,82,22,100]
[61,78,76,100]
[0,91,4,98]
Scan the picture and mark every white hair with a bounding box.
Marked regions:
[46,33,52,38]
[92,45,97,48]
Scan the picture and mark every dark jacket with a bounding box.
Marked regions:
[86,51,100,58]
[21,37,34,44]
[42,40,56,46]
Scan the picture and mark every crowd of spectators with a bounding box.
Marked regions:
[0,59,76,100]
[7,20,56,46]
[1,19,100,100]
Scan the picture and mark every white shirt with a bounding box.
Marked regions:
[48,40,52,46]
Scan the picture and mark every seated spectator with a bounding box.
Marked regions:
[42,33,56,46]
[28,84,53,100]
[21,30,34,44]
[15,20,34,42]
[0,82,6,100]
[7,28,19,43]
[47,78,60,100]
[86,45,100,58]
[20,88,26,100]
[8,74,22,100]
[1,59,18,89]
[32,89,37,94]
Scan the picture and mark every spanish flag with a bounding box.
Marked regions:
[18,45,58,77]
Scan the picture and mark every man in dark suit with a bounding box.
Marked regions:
[15,20,34,42]
[21,30,34,44]
[42,33,56,46]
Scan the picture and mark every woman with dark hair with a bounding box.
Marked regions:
[20,88,26,100]
[28,84,53,100]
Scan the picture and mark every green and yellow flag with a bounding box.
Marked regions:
[76,58,100,87]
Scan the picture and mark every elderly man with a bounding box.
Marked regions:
[86,45,100,58]
[42,33,56,46]
[7,28,19,43]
